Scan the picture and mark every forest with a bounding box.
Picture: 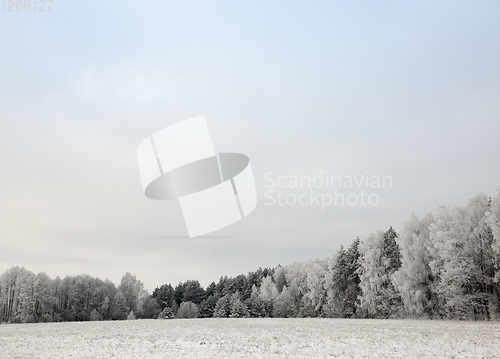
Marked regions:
[1,189,500,323]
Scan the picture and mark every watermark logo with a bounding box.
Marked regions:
[264,171,392,209]
[137,116,257,238]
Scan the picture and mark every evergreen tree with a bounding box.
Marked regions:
[325,238,361,317]
[173,282,186,307]
[205,282,217,298]
[151,283,174,309]
[157,306,174,319]
[182,280,206,304]
[198,295,218,318]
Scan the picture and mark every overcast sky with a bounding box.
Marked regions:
[1,1,500,291]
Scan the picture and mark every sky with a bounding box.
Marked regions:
[1,0,500,291]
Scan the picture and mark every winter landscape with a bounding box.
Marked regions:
[2,1,500,359]
[1,318,499,359]
[2,190,500,358]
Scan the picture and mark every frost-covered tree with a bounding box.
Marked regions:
[127,310,136,320]
[392,213,436,317]
[198,295,218,318]
[302,259,329,317]
[486,188,500,318]
[213,294,231,318]
[273,267,287,292]
[229,292,249,318]
[157,306,174,319]
[432,194,496,319]
[358,228,402,318]
[245,285,269,318]
[177,301,199,318]
[142,296,161,319]
[273,286,295,317]
[259,276,279,302]
[325,238,361,317]
[111,291,129,320]
[90,308,102,321]
[118,273,147,318]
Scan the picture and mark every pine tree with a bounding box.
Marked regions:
[173,282,186,307]
[198,295,218,318]
[151,283,174,310]
[157,306,174,319]
[182,280,206,304]
[325,238,361,317]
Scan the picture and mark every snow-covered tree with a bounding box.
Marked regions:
[229,292,249,318]
[303,259,329,317]
[432,194,496,319]
[111,291,128,320]
[177,301,199,318]
[486,188,500,318]
[325,238,361,317]
[90,308,102,321]
[273,286,295,318]
[198,295,218,318]
[358,228,402,318]
[392,213,436,317]
[127,310,136,320]
[213,294,230,318]
[118,273,147,318]
[157,306,174,319]
[258,276,279,302]
[245,285,269,318]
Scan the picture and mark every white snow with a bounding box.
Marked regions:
[0,318,498,358]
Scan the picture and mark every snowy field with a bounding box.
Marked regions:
[0,318,499,358]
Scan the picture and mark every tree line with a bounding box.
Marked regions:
[1,189,500,323]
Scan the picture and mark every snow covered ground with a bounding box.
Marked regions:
[0,318,499,358]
